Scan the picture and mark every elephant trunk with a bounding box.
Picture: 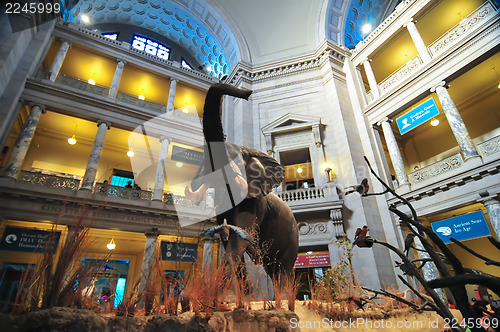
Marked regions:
[202,83,252,143]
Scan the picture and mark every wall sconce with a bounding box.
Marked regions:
[107,237,116,250]
[67,135,77,145]
[324,163,334,183]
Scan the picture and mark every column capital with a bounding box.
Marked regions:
[144,231,160,238]
[404,17,416,27]
[116,59,127,65]
[376,117,391,126]
[430,81,447,92]
[362,57,372,64]
[28,102,45,112]
[97,120,111,129]
[159,136,172,143]
[170,78,179,83]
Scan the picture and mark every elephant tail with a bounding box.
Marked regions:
[203,83,252,142]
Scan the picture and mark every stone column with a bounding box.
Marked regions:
[482,198,500,239]
[405,19,431,63]
[165,79,178,115]
[80,121,110,190]
[49,41,70,82]
[379,118,409,187]
[2,104,44,179]
[152,136,171,201]
[202,238,216,272]
[312,124,327,186]
[107,60,126,100]
[138,232,159,308]
[414,237,446,302]
[363,58,380,99]
[432,82,480,161]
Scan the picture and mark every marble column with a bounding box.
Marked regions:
[80,121,110,190]
[482,198,500,239]
[379,118,409,187]
[432,82,480,161]
[165,79,178,115]
[107,60,126,100]
[202,238,215,272]
[312,124,327,186]
[2,104,44,179]
[405,19,431,63]
[137,232,159,308]
[363,58,380,99]
[49,41,70,82]
[414,237,446,302]
[152,136,171,201]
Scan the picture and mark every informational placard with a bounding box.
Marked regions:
[396,98,440,135]
[0,226,61,253]
[161,241,198,262]
[431,210,491,244]
[294,252,331,268]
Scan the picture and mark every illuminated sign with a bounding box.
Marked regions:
[294,252,331,268]
[431,210,491,244]
[161,241,198,262]
[396,98,440,135]
[0,226,61,253]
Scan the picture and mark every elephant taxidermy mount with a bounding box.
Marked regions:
[185,83,299,284]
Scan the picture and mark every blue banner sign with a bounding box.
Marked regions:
[396,98,440,135]
[431,210,491,244]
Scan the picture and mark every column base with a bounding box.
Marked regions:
[463,154,482,166]
[396,182,411,193]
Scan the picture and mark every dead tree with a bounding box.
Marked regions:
[352,157,500,332]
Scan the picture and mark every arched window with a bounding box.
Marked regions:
[132,35,170,60]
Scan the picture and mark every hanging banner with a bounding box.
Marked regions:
[396,98,440,135]
[431,210,491,244]
[161,241,198,262]
[0,226,61,253]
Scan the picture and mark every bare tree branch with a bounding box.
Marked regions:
[450,238,500,266]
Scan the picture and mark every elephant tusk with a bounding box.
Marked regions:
[234,175,248,191]
[185,183,208,200]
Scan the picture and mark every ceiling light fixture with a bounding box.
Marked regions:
[182,108,189,113]
[67,135,77,145]
[361,23,372,34]
[138,94,145,100]
[81,15,90,24]
[107,237,116,250]
[306,251,313,255]
[176,162,183,167]
[127,149,135,158]
[87,78,95,85]
[430,119,440,126]
[297,166,303,174]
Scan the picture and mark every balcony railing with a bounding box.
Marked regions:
[276,187,325,203]
[94,183,153,201]
[477,135,500,158]
[409,153,464,184]
[428,1,497,58]
[172,109,202,124]
[56,74,108,96]
[117,92,166,113]
[164,193,206,208]
[19,171,81,190]
[378,55,422,94]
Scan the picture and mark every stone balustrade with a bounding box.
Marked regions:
[409,153,464,184]
[477,135,500,158]
[116,92,166,113]
[428,1,497,58]
[164,192,206,208]
[172,109,202,124]
[378,55,422,94]
[276,187,325,203]
[56,74,108,96]
[19,171,81,190]
[94,183,153,201]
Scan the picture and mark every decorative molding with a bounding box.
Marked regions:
[409,153,464,184]
[478,135,500,157]
[297,221,329,236]
[117,92,166,113]
[19,171,80,190]
[379,55,422,93]
[56,74,108,97]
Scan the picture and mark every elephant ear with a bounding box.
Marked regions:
[240,146,284,197]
